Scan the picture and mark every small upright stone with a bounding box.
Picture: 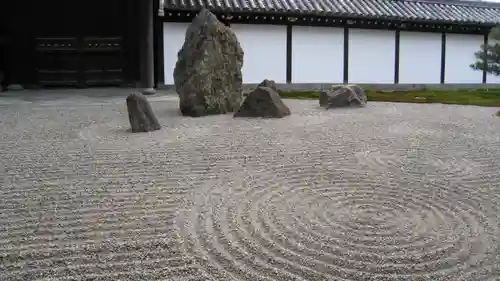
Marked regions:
[496,110,500,117]
[234,87,291,118]
[319,84,367,108]
[126,92,161,133]
[258,79,278,92]
[173,8,244,117]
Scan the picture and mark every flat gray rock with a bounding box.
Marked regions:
[320,84,367,108]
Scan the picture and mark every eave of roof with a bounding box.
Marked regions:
[163,0,500,26]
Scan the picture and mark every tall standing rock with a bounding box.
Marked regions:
[173,9,244,117]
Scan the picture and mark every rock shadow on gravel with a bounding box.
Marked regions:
[110,124,164,136]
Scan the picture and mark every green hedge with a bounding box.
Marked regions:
[278,89,500,107]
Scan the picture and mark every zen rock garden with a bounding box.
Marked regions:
[126,9,366,132]
[3,10,500,281]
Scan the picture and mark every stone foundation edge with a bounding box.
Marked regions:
[158,83,500,92]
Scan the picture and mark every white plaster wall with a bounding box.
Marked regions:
[163,22,189,85]
[291,26,344,83]
[445,34,483,83]
[231,24,287,83]
[487,38,500,83]
[348,29,395,83]
[399,32,442,84]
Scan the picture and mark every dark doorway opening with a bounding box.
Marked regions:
[1,0,140,89]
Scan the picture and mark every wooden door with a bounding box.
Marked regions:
[32,0,127,87]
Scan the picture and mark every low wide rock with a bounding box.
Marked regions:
[319,84,367,108]
[126,92,161,133]
[234,86,291,118]
[173,8,244,117]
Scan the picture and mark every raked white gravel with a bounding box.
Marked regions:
[1,92,500,281]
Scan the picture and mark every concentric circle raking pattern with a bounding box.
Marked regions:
[176,162,500,281]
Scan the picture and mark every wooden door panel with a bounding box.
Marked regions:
[82,37,123,86]
[31,0,127,87]
[36,38,80,86]
[35,37,124,87]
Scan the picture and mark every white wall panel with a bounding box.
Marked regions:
[163,22,189,85]
[487,38,500,83]
[348,29,395,83]
[231,24,287,83]
[291,26,344,83]
[445,34,483,83]
[399,32,441,84]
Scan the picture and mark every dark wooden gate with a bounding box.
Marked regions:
[35,37,124,87]
[26,0,140,88]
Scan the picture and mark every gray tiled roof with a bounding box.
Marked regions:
[163,0,500,25]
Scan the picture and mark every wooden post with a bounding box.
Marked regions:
[140,0,156,95]
[440,32,446,84]
[343,27,349,84]
[286,25,292,83]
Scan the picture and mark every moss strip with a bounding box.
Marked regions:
[278,89,500,107]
